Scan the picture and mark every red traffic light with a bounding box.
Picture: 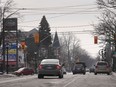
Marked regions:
[94,36,98,44]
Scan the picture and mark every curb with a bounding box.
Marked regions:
[111,72,116,76]
[0,73,16,78]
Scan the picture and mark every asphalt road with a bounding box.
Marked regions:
[0,72,116,87]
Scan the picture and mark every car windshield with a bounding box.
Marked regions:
[75,64,84,68]
[17,67,25,71]
[97,62,107,66]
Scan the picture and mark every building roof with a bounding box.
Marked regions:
[53,32,60,48]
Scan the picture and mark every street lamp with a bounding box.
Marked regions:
[34,52,37,73]
[5,43,9,74]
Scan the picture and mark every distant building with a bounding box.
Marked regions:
[52,31,61,60]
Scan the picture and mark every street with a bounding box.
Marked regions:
[0,72,116,87]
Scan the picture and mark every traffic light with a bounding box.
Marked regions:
[34,33,39,44]
[21,41,26,50]
[94,36,98,44]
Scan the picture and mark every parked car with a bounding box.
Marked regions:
[72,62,86,75]
[94,61,111,75]
[14,67,34,76]
[38,59,64,79]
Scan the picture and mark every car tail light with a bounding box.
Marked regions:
[56,65,61,69]
[38,65,43,69]
[106,65,110,68]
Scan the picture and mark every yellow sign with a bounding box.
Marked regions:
[5,49,16,54]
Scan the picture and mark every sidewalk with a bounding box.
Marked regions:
[0,72,16,78]
[112,72,116,76]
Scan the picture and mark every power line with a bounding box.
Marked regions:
[12,7,98,14]
[18,24,96,34]
[18,24,94,28]
[52,30,96,35]
[12,4,97,11]
[8,4,100,24]
[51,25,93,28]
[17,7,100,23]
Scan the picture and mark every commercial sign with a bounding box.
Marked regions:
[5,44,16,61]
[3,18,17,31]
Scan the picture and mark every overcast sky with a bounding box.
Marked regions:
[3,0,101,58]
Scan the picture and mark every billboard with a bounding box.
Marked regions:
[3,18,17,31]
[5,43,17,61]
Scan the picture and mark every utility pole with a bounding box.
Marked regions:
[2,18,5,73]
[34,52,37,73]
[113,33,116,71]
[6,43,9,74]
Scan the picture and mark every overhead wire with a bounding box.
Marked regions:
[17,7,100,23]
[15,3,100,32]
[18,24,96,34]
[18,24,94,28]
[11,4,97,11]
[7,3,100,24]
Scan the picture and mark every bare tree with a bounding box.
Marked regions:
[97,0,116,9]
[93,0,116,67]
[59,32,79,71]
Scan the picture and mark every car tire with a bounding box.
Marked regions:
[17,74,20,76]
[31,73,34,75]
[73,72,75,75]
[83,72,86,75]
[38,74,43,79]
[94,73,97,75]
[107,73,110,75]
[59,74,63,78]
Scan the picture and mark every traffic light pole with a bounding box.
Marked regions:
[6,43,9,74]
[113,34,116,72]
[34,52,37,73]
[16,30,18,70]
[2,18,5,73]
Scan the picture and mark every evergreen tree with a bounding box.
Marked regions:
[39,16,52,47]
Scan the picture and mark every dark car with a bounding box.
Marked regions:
[14,67,34,76]
[38,59,64,79]
[72,62,86,75]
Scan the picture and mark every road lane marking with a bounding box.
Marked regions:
[63,77,77,87]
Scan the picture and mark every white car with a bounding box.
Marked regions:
[94,61,111,75]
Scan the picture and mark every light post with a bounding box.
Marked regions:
[6,43,9,74]
[34,52,37,73]
[24,49,26,67]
